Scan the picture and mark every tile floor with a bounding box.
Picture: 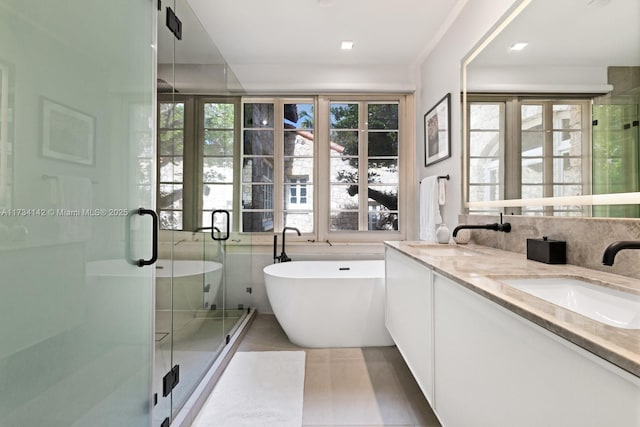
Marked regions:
[224,313,442,427]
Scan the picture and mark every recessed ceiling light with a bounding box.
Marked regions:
[341,41,354,50]
[509,42,528,52]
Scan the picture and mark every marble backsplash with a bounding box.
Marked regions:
[457,214,640,280]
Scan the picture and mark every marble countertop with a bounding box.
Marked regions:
[385,241,640,378]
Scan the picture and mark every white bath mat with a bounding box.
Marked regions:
[192,351,306,427]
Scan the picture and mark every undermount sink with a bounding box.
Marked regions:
[499,276,640,329]
[406,243,480,257]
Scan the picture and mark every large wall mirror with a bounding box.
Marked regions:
[462,0,640,217]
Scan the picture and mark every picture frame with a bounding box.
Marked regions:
[41,98,95,165]
[424,93,451,167]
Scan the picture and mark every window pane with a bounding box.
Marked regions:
[242,212,274,232]
[204,103,234,128]
[368,212,398,231]
[284,158,313,182]
[159,184,183,209]
[522,158,543,183]
[368,160,398,184]
[469,158,500,184]
[284,132,313,155]
[470,104,501,129]
[522,184,543,198]
[330,212,358,231]
[522,131,543,156]
[470,131,500,156]
[159,210,182,230]
[204,130,234,156]
[159,103,184,128]
[330,185,358,210]
[243,130,274,155]
[202,209,234,230]
[159,130,184,155]
[160,157,183,182]
[521,105,543,129]
[553,104,581,129]
[283,212,313,233]
[469,185,499,202]
[203,158,233,183]
[244,103,274,128]
[553,131,582,156]
[203,184,233,210]
[242,157,274,183]
[284,103,314,129]
[368,104,398,130]
[330,103,358,129]
[554,184,582,197]
[330,130,358,156]
[331,158,358,183]
[368,132,398,156]
[241,184,273,209]
[368,185,398,210]
[553,156,582,183]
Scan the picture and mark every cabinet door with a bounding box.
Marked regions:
[433,273,640,427]
[385,247,434,402]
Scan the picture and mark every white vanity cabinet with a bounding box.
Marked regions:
[433,272,640,427]
[384,247,434,403]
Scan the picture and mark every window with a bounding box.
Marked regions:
[241,99,315,233]
[158,94,410,240]
[201,100,237,229]
[158,100,187,229]
[466,96,590,216]
[468,102,505,214]
[329,101,400,231]
[288,177,308,206]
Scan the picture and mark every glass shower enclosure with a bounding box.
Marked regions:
[0,0,156,425]
[155,1,252,424]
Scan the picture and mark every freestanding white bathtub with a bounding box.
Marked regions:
[263,260,393,348]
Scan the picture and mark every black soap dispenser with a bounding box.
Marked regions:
[526,236,566,264]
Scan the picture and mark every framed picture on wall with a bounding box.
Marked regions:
[41,98,95,165]
[424,93,451,167]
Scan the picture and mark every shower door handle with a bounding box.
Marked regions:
[211,210,230,241]
[134,207,158,267]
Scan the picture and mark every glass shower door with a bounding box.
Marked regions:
[0,1,156,426]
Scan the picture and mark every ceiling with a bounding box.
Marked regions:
[185,0,467,67]
[471,0,640,67]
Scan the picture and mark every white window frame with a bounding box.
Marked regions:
[157,94,414,242]
[317,94,412,243]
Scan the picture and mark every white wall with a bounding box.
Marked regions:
[228,63,415,94]
[467,64,612,93]
[416,0,520,232]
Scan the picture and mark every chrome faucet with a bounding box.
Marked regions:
[453,213,511,237]
[602,241,640,266]
[273,227,301,263]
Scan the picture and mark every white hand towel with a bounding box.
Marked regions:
[419,176,442,242]
[438,178,446,206]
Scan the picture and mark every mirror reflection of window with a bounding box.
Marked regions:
[467,96,590,216]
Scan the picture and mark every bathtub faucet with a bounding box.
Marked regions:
[274,227,301,263]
